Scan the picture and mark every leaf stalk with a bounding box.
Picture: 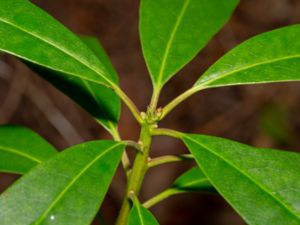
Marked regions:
[113,86,143,124]
[160,86,202,120]
[143,188,184,209]
[151,128,183,139]
[148,154,194,168]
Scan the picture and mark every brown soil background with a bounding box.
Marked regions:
[1,0,300,224]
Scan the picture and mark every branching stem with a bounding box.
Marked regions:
[115,80,197,223]
[115,122,153,225]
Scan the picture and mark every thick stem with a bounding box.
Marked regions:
[115,123,153,225]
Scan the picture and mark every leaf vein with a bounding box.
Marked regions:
[156,0,190,87]
[136,204,145,225]
[185,135,300,220]
[180,178,209,188]
[0,145,41,163]
[199,54,300,86]
[33,143,123,224]
[0,18,114,87]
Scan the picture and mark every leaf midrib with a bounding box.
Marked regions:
[33,143,123,224]
[0,18,114,87]
[185,135,300,220]
[198,54,300,87]
[136,204,146,225]
[0,145,41,163]
[155,0,190,87]
[178,177,209,189]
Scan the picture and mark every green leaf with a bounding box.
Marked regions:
[79,36,121,132]
[183,134,300,225]
[0,0,117,86]
[81,36,119,81]
[0,1,121,133]
[0,140,125,225]
[172,167,213,192]
[128,199,160,225]
[140,0,239,90]
[0,125,57,174]
[196,24,300,89]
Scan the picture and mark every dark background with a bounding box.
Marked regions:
[1,0,300,224]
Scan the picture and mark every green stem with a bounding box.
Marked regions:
[115,123,153,225]
[149,87,161,111]
[160,86,202,120]
[143,188,184,209]
[109,126,121,141]
[148,154,194,168]
[151,128,183,139]
[111,127,131,178]
[113,86,143,124]
[123,140,142,152]
[121,153,131,178]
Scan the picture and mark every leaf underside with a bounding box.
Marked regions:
[172,167,214,192]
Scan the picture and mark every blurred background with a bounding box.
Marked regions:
[1,0,300,224]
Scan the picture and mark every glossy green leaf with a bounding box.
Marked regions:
[79,36,121,132]
[0,0,120,133]
[196,24,300,89]
[172,167,213,192]
[81,36,119,82]
[0,0,117,86]
[0,140,125,225]
[183,134,300,225]
[140,0,239,89]
[128,199,160,225]
[0,125,57,174]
